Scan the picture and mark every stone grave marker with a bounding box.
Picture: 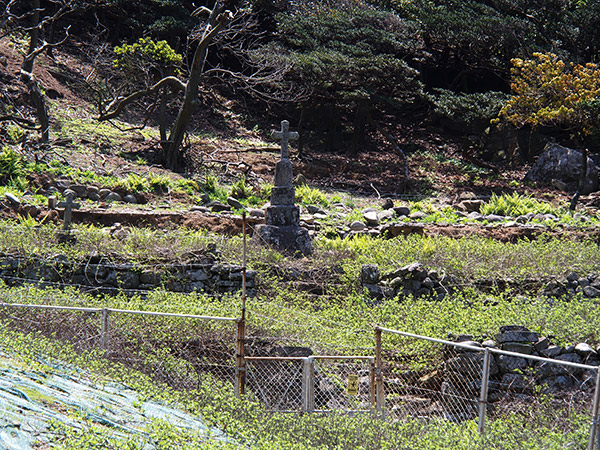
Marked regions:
[57,191,80,232]
[254,120,312,256]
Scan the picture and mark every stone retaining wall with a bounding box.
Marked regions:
[442,326,598,411]
[361,263,600,300]
[0,254,256,296]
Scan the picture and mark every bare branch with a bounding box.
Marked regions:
[97,76,186,121]
[24,25,71,63]
[0,115,40,130]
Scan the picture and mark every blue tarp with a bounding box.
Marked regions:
[0,352,229,449]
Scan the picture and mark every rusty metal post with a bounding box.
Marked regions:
[369,357,376,413]
[375,327,385,417]
[235,316,246,398]
[478,348,491,436]
[588,368,600,450]
[235,212,248,398]
[242,212,247,310]
[100,308,109,352]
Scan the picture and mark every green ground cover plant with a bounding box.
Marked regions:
[0,288,593,450]
[1,218,599,288]
[480,192,562,216]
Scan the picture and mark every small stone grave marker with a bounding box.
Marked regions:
[57,192,80,231]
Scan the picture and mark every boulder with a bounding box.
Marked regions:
[227,196,245,210]
[497,355,528,373]
[105,192,122,202]
[360,264,380,285]
[496,331,539,344]
[393,206,410,217]
[524,143,599,194]
[455,199,484,213]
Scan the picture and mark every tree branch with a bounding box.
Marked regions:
[97,76,186,121]
[367,114,410,182]
[24,25,71,63]
[0,115,40,130]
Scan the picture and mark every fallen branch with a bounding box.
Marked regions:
[0,115,40,130]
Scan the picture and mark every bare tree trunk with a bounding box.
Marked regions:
[21,71,50,142]
[22,0,41,75]
[158,91,168,143]
[326,104,337,152]
[351,100,367,155]
[570,148,588,211]
[297,103,305,159]
[20,0,49,143]
[368,114,410,183]
[163,3,231,170]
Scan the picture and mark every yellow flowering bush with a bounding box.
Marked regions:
[495,52,600,136]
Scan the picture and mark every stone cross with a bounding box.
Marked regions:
[57,192,80,231]
[272,120,298,160]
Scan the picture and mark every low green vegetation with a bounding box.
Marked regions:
[480,192,561,216]
[1,218,598,284]
[0,280,595,449]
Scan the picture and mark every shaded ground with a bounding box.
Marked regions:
[0,36,585,243]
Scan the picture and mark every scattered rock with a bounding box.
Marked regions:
[382,198,394,210]
[575,343,596,358]
[70,185,87,197]
[455,200,484,213]
[123,194,138,204]
[360,264,380,285]
[98,188,111,199]
[409,211,427,220]
[106,192,122,202]
[227,197,245,210]
[393,206,410,217]
[381,222,425,237]
[5,193,20,207]
[377,210,394,222]
[363,211,379,226]
[208,202,231,212]
[248,208,265,219]
[350,221,367,231]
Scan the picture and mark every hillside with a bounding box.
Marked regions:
[3,1,600,449]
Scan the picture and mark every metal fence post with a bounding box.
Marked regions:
[302,357,314,413]
[478,348,491,436]
[369,357,376,413]
[100,308,109,351]
[375,327,385,417]
[588,368,600,450]
[235,316,246,398]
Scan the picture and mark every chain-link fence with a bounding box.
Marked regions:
[1,300,599,447]
[245,356,374,413]
[377,327,600,449]
[0,302,239,393]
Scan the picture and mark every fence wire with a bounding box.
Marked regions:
[378,327,600,449]
[0,304,237,394]
[312,357,374,413]
[246,358,306,412]
[382,340,482,423]
[0,301,599,448]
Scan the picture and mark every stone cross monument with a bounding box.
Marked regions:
[254,120,312,256]
[58,191,80,231]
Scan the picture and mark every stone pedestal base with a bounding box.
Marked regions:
[254,224,312,256]
[266,205,299,226]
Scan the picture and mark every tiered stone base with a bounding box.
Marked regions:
[254,224,312,256]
